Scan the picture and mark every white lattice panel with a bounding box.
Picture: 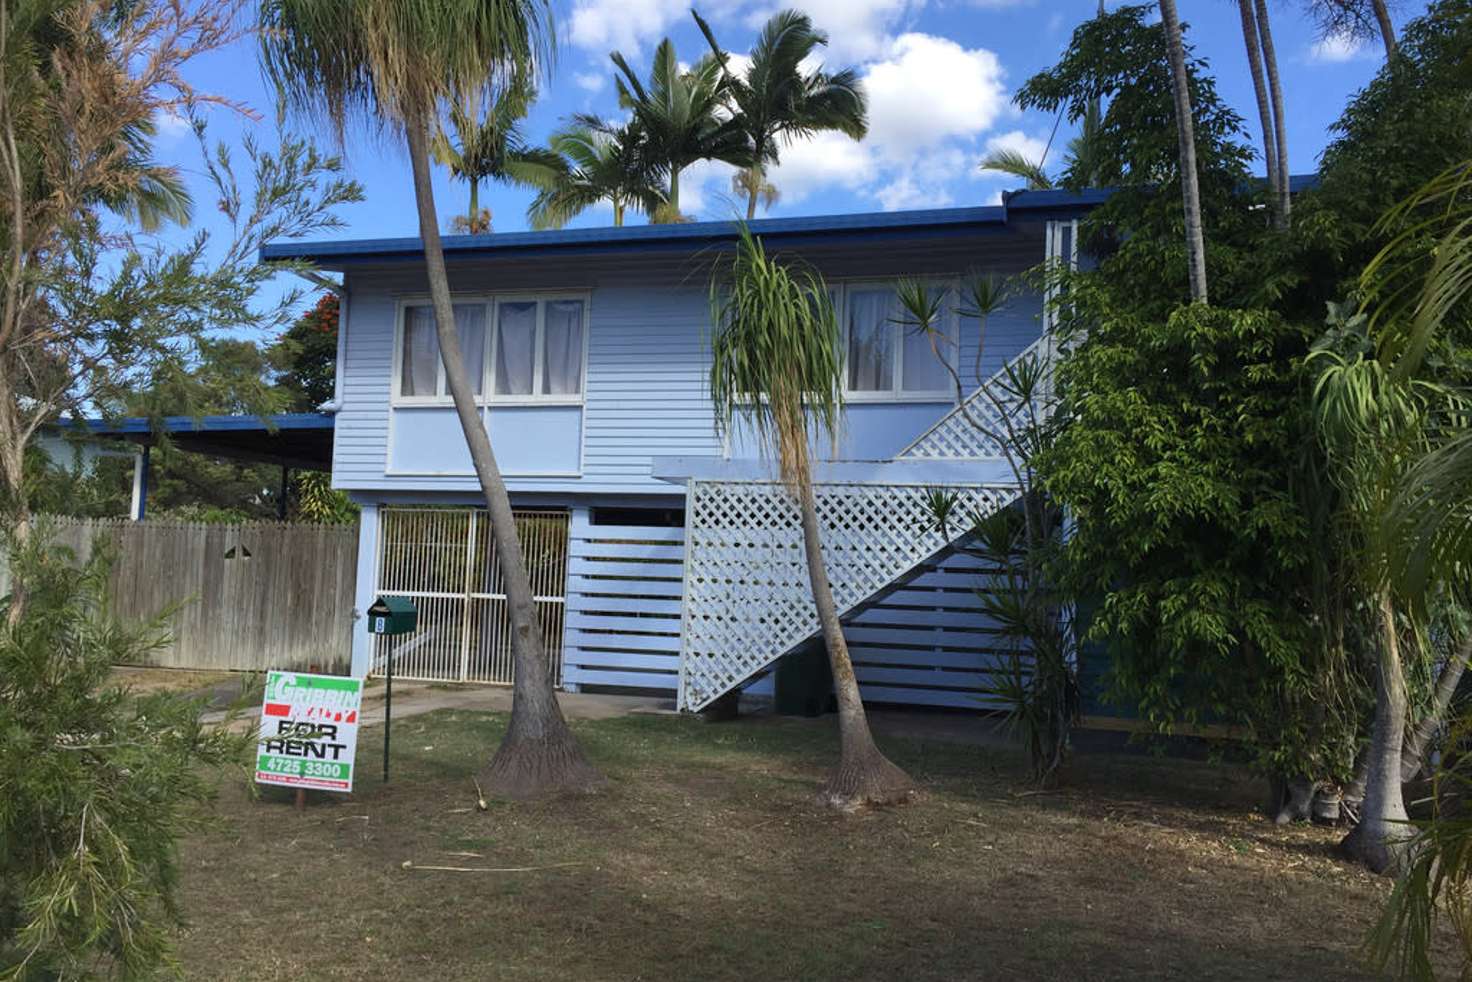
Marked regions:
[678,481,1017,710]
[898,337,1048,460]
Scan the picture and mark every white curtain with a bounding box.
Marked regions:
[454,305,486,395]
[542,301,584,395]
[901,291,951,393]
[401,306,439,396]
[495,301,536,395]
[846,289,895,392]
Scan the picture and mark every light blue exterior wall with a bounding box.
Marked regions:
[330,233,1047,494]
[333,225,1052,703]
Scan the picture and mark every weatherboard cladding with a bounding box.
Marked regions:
[561,506,1018,708]
[330,233,1046,495]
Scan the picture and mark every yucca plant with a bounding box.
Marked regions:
[709,227,916,810]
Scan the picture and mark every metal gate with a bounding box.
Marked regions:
[373,507,568,685]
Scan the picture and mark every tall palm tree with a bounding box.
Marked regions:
[1237,0,1280,226]
[609,37,747,215]
[259,0,604,799]
[526,116,665,228]
[1254,0,1291,227]
[1159,0,1209,303]
[432,78,565,234]
[693,9,867,220]
[709,227,917,811]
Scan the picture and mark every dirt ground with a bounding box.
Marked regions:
[173,709,1439,981]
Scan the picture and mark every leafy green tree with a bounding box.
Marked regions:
[432,78,565,234]
[0,0,359,556]
[0,527,250,977]
[693,9,867,220]
[274,292,340,412]
[1016,5,1266,314]
[1302,0,1472,302]
[260,0,605,798]
[610,37,748,216]
[526,117,666,228]
[709,228,916,810]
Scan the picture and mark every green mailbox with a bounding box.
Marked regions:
[367,595,417,636]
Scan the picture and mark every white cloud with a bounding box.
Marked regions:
[768,131,877,204]
[573,71,606,92]
[863,34,1008,161]
[677,158,742,218]
[1308,32,1369,63]
[568,0,688,53]
[153,109,192,142]
[781,0,916,62]
[874,175,953,211]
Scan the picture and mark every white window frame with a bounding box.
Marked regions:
[835,279,959,403]
[391,292,591,407]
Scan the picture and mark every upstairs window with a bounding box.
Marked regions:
[494,298,585,398]
[840,283,955,399]
[400,304,486,398]
[396,296,586,403]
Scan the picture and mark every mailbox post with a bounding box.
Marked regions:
[366,596,417,783]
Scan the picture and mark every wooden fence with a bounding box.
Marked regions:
[7,517,359,673]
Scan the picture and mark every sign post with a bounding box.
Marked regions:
[254,670,364,796]
[366,595,417,784]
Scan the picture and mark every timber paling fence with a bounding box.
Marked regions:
[4,516,359,673]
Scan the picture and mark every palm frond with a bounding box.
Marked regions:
[980,148,1053,190]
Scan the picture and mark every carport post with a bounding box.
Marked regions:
[129,445,150,521]
[277,465,290,520]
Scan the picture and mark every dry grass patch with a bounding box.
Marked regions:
[177,711,1418,981]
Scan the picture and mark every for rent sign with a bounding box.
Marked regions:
[254,671,363,792]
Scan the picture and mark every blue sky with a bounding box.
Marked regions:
[155,1,1421,284]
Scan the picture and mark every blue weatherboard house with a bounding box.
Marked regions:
[261,190,1100,712]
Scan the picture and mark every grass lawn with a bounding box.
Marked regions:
[178,710,1410,981]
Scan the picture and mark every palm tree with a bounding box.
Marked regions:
[693,9,867,220]
[432,79,565,234]
[1158,0,1209,303]
[259,0,604,799]
[731,167,779,213]
[709,227,917,811]
[1254,0,1291,228]
[1237,0,1280,226]
[979,147,1053,190]
[610,37,747,215]
[527,116,666,229]
[1361,157,1472,977]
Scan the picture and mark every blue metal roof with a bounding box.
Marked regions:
[259,188,1114,267]
[58,413,335,471]
[67,412,334,436]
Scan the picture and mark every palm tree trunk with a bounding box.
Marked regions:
[746,182,759,221]
[1400,634,1471,782]
[1371,0,1397,59]
[1159,0,1209,304]
[795,477,916,811]
[404,116,602,799]
[1236,0,1279,227]
[668,166,681,215]
[1253,0,1290,228]
[612,199,624,227]
[1342,592,1412,873]
[468,178,479,232]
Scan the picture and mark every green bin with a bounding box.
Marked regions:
[774,639,835,717]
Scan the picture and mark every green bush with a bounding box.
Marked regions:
[0,528,249,979]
